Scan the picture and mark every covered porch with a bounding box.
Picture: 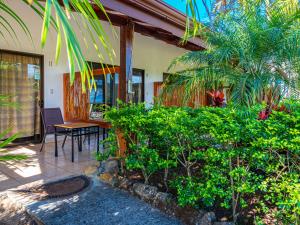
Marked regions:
[0,0,204,193]
[0,135,99,192]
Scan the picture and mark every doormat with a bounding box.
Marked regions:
[15,175,91,200]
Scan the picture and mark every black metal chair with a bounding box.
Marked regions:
[40,108,70,152]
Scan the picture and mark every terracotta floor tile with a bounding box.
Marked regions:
[0,136,98,192]
[0,173,20,192]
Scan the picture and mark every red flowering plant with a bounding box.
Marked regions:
[207,90,225,107]
[258,108,271,120]
[258,103,291,120]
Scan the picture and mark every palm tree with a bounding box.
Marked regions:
[0,0,115,89]
[168,0,300,107]
[184,0,237,31]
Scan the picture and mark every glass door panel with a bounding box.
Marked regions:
[0,51,42,141]
[106,73,119,106]
[132,69,144,103]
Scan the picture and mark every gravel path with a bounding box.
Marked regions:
[25,178,183,225]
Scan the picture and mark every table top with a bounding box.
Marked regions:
[54,122,99,129]
[87,119,112,128]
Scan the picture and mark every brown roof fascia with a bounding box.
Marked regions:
[99,0,206,50]
[51,0,205,50]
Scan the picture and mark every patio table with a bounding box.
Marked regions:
[54,122,100,162]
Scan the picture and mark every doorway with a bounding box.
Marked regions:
[0,50,44,142]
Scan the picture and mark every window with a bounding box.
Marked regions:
[90,77,105,104]
[89,73,119,120]
[132,69,144,103]
[89,67,144,120]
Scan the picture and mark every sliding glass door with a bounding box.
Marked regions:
[0,50,43,142]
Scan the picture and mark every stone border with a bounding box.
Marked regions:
[95,158,234,225]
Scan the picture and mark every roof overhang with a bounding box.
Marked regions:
[94,0,205,51]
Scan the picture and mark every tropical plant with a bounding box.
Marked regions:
[103,103,177,185]
[103,101,300,224]
[184,0,237,31]
[168,0,300,107]
[207,89,225,107]
[0,0,115,89]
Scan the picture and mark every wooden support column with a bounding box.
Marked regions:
[119,20,134,102]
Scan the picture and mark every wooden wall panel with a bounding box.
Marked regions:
[63,67,120,122]
[63,73,89,121]
[154,82,208,107]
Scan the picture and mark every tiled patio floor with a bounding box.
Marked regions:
[0,136,99,192]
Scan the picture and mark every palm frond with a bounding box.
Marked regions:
[16,0,116,90]
[0,0,32,42]
[0,95,18,108]
[0,95,19,147]
[0,128,18,148]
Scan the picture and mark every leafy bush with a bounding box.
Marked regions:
[102,100,300,224]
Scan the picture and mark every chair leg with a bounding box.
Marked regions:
[77,136,81,152]
[62,135,67,148]
[40,133,46,152]
[83,128,86,143]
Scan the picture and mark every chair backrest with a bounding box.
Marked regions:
[41,108,64,133]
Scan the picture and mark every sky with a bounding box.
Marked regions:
[163,0,210,22]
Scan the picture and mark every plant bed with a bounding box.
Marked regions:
[98,171,225,225]
[97,158,233,225]
[99,102,300,225]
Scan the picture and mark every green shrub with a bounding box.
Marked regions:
[102,100,300,224]
[104,103,178,184]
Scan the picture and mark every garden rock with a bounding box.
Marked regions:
[132,183,158,201]
[83,165,98,175]
[154,192,173,204]
[119,177,135,192]
[104,158,119,175]
[213,222,234,225]
[152,192,173,212]
[98,173,119,187]
[196,212,216,225]
[97,158,119,176]
[97,161,105,174]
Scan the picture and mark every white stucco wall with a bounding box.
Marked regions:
[1,0,187,110]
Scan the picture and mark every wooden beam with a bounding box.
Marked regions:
[49,0,205,51]
[92,67,120,76]
[100,0,206,49]
[63,67,120,78]
[119,21,134,102]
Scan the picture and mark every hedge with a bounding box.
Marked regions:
[100,100,300,224]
